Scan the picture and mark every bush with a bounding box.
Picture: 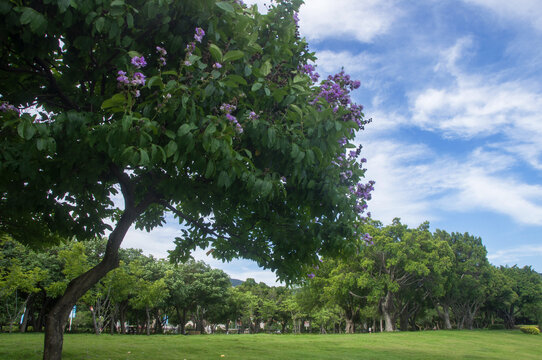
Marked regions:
[519,325,540,335]
[487,324,506,330]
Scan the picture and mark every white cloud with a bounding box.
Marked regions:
[411,79,542,138]
[299,0,400,43]
[361,131,542,227]
[409,37,542,149]
[463,0,542,31]
[488,244,542,265]
[246,0,400,43]
[314,50,376,76]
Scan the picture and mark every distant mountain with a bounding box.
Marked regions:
[230,278,243,287]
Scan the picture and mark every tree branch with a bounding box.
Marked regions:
[160,201,236,242]
[33,57,80,111]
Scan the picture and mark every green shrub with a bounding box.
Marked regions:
[519,325,540,335]
[488,324,506,330]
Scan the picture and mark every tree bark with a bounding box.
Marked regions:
[345,318,354,334]
[382,291,395,332]
[20,295,32,333]
[119,302,127,334]
[42,194,151,360]
[145,306,151,336]
[90,307,100,335]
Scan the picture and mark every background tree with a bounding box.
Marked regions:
[0,1,373,358]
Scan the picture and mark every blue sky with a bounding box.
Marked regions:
[122,0,542,284]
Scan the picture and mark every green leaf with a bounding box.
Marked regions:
[164,130,176,139]
[223,50,244,63]
[147,75,162,89]
[290,104,303,118]
[215,1,234,13]
[204,123,216,137]
[260,60,272,77]
[251,83,262,92]
[290,143,299,159]
[20,7,37,25]
[205,160,215,178]
[226,75,247,86]
[217,171,230,188]
[17,120,36,140]
[36,138,47,151]
[101,93,126,110]
[139,149,149,165]
[121,115,132,132]
[127,50,142,58]
[126,12,134,28]
[209,44,223,62]
[295,151,305,163]
[111,0,125,6]
[95,17,105,33]
[177,123,194,137]
[204,83,215,97]
[165,141,178,158]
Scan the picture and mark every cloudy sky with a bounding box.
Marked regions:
[122,0,542,284]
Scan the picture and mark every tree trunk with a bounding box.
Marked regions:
[90,307,99,335]
[382,291,395,332]
[42,198,149,360]
[345,318,354,334]
[400,311,409,331]
[20,295,32,333]
[119,303,126,334]
[145,306,151,336]
[442,305,452,330]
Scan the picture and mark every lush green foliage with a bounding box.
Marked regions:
[519,325,540,335]
[0,0,372,281]
[1,331,542,360]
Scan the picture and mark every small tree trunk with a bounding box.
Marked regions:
[442,305,452,330]
[145,306,151,336]
[400,312,409,331]
[20,295,32,333]
[90,308,100,335]
[119,303,126,334]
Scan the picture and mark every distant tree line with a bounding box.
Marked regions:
[1,219,541,334]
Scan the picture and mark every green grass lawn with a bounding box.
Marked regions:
[1,330,540,360]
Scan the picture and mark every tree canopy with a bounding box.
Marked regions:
[0,1,373,358]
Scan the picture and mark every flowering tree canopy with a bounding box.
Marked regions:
[0,0,372,358]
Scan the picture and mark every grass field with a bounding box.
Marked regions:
[1,330,540,360]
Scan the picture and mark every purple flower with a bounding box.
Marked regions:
[307,273,315,279]
[158,57,166,66]
[186,42,196,54]
[0,102,19,114]
[117,70,130,85]
[293,12,300,25]
[156,46,167,56]
[213,62,222,69]
[131,72,146,86]
[184,60,192,66]
[194,27,205,43]
[134,89,140,98]
[248,111,259,120]
[130,56,147,69]
[220,103,236,114]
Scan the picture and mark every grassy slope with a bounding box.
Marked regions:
[1,330,540,360]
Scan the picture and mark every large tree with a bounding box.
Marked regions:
[0,0,372,358]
